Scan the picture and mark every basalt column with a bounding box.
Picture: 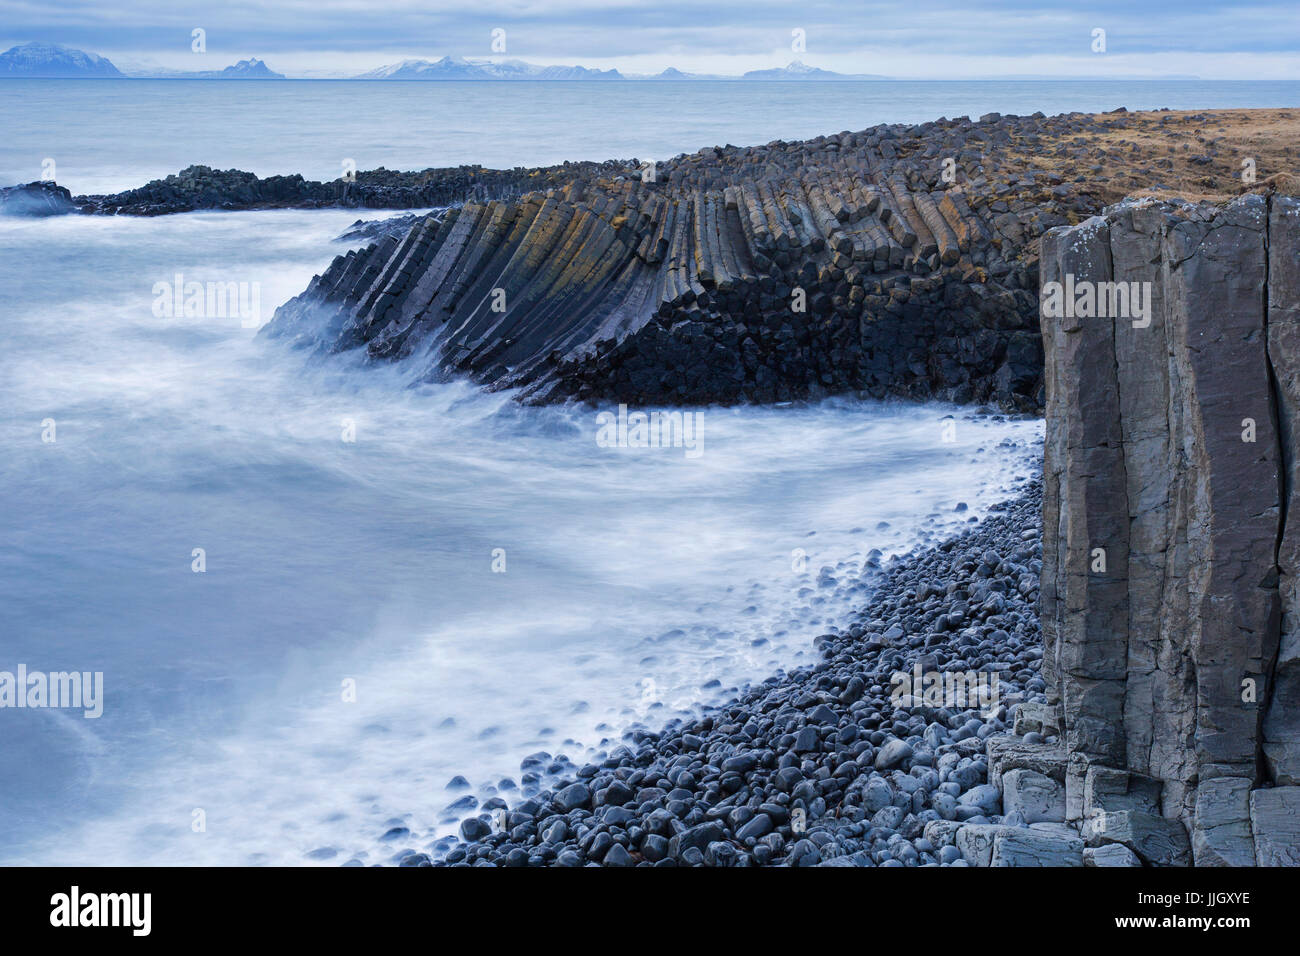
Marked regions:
[1040,194,1300,866]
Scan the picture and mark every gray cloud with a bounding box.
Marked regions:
[2,0,1296,74]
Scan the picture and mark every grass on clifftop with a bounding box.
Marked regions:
[1021,108,1299,206]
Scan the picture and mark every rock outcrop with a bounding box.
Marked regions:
[262,108,1286,409]
[70,163,613,216]
[0,181,76,216]
[263,111,1115,408]
[1039,192,1300,865]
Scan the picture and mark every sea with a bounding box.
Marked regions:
[2,76,1291,864]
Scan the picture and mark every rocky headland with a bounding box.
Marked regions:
[258,108,1293,411]
[70,162,624,215]
[8,109,1292,410]
[7,106,1297,866]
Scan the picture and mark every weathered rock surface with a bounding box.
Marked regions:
[1087,809,1193,867]
[989,826,1083,866]
[0,180,76,216]
[1012,700,1061,736]
[1040,192,1300,865]
[1084,843,1141,867]
[265,111,1193,409]
[956,823,1012,866]
[1265,197,1300,788]
[1249,787,1300,865]
[1083,766,1161,820]
[1194,777,1256,867]
[986,735,1067,785]
[70,162,613,216]
[1002,767,1066,822]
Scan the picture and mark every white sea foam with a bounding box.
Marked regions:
[0,209,1042,865]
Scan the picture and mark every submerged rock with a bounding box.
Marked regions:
[0,180,75,216]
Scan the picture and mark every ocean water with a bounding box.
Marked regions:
[1,78,1297,194]
[0,207,1043,865]
[17,75,1262,865]
[1,73,1275,866]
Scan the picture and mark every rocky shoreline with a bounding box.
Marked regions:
[259,108,1287,413]
[0,161,629,216]
[9,108,1296,867]
[6,109,1288,414]
[381,474,1079,867]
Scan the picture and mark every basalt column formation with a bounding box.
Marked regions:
[265,110,1160,408]
[1039,193,1300,866]
[263,108,1290,409]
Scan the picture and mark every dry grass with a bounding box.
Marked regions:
[1012,108,1299,205]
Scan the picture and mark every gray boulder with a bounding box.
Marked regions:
[1002,768,1066,823]
[1088,809,1191,867]
[990,827,1083,866]
[1249,787,1300,866]
[955,824,1013,866]
[1084,843,1141,867]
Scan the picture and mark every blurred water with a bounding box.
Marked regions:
[0,209,1045,864]
[1,78,1297,194]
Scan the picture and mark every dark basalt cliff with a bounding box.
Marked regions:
[263,111,1151,409]
[0,180,77,216]
[69,162,623,216]
[5,108,1279,411]
[1038,193,1300,865]
[261,108,1280,409]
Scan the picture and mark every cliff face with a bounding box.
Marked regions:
[1039,193,1300,865]
[264,111,1161,409]
[264,172,1042,409]
[259,108,1289,410]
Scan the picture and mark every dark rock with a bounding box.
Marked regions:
[0,181,75,216]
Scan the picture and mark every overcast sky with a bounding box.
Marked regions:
[2,0,1297,78]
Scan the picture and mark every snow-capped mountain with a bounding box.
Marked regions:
[121,56,286,78]
[175,58,284,79]
[0,44,886,82]
[0,42,123,77]
[205,58,285,79]
[742,60,887,80]
[356,56,623,80]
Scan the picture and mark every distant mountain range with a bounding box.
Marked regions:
[354,57,889,81]
[740,61,888,81]
[129,58,286,79]
[0,42,122,77]
[0,43,284,78]
[356,56,623,81]
[0,43,1204,82]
